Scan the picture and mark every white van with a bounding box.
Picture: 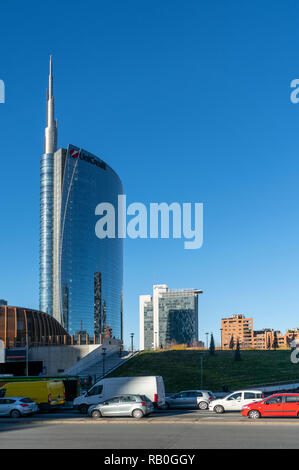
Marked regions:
[74,376,165,414]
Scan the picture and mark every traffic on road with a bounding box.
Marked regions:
[1,374,299,422]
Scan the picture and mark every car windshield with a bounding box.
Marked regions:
[140,395,151,402]
[20,398,34,403]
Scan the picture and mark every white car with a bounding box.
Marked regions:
[209,390,264,413]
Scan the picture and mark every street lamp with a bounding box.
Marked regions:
[154,331,158,350]
[130,333,134,355]
[102,347,107,377]
[220,328,223,350]
[205,332,209,350]
[199,352,204,389]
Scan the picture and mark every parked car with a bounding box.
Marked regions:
[0,397,39,418]
[165,390,216,410]
[74,376,165,414]
[0,380,65,411]
[88,394,154,419]
[209,390,264,413]
[241,393,299,419]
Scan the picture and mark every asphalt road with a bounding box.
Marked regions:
[1,409,299,448]
[1,420,299,449]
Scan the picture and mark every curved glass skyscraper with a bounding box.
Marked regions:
[40,58,123,342]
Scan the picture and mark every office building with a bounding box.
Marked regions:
[39,58,123,341]
[139,284,203,350]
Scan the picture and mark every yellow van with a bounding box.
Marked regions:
[0,380,65,410]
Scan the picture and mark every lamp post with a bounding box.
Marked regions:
[154,331,158,350]
[205,332,209,350]
[26,331,29,377]
[102,347,107,377]
[199,352,204,389]
[130,333,134,355]
[220,328,223,350]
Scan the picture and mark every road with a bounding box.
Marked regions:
[1,409,299,448]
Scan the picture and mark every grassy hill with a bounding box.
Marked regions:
[107,349,299,392]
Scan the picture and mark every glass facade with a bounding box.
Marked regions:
[143,301,154,350]
[40,144,123,341]
[158,292,198,346]
[39,153,54,315]
[141,285,200,349]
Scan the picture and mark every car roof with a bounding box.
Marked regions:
[106,394,141,398]
[268,393,299,396]
[230,390,263,393]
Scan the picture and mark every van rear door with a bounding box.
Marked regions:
[156,377,165,406]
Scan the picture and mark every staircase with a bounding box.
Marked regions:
[63,343,139,381]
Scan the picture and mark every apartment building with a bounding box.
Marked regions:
[221,315,299,350]
[221,315,253,349]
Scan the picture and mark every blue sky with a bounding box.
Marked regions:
[0,0,299,349]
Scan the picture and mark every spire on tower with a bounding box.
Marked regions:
[44,55,58,154]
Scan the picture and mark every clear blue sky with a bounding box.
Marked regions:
[0,0,299,349]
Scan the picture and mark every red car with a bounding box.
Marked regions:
[241,393,299,419]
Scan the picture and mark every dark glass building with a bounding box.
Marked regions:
[52,145,123,340]
[40,58,123,342]
[140,285,202,349]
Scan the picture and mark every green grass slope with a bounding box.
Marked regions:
[107,350,299,392]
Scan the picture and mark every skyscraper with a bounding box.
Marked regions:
[139,284,203,350]
[39,58,123,341]
[40,56,57,316]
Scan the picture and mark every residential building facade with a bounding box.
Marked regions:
[221,315,299,349]
[221,314,254,349]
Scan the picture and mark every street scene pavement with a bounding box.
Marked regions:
[1,409,299,449]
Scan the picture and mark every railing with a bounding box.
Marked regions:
[95,350,140,381]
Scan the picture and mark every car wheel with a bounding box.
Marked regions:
[165,402,170,410]
[79,405,88,414]
[248,410,261,420]
[198,401,208,410]
[10,409,21,418]
[132,409,144,419]
[91,409,102,419]
[214,405,224,414]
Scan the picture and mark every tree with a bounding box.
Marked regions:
[234,338,241,361]
[272,331,278,350]
[209,334,215,355]
[229,335,235,350]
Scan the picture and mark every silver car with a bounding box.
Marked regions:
[165,390,216,410]
[88,394,154,419]
[0,397,39,418]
